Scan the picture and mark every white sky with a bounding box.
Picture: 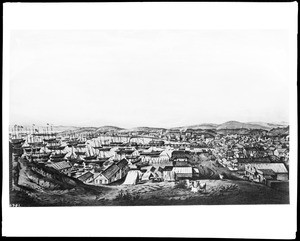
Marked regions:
[9,30,289,128]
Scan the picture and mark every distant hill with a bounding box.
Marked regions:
[120,127,167,133]
[247,122,288,129]
[60,127,98,135]
[59,126,123,135]
[173,121,288,131]
[52,125,81,132]
[12,121,288,134]
[95,126,124,133]
[216,121,270,130]
[176,123,218,130]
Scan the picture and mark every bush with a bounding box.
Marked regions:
[174,180,187,189]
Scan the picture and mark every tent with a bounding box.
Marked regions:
[123,170,142,185]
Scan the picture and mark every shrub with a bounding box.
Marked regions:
[174,180,187,189]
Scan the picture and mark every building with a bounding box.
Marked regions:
[245,163,288,182]
[94,164,120,185]
[171,150,191,160]
[46,160,73,176]
[173,160,191,167]
[141,171,155,181]
[162,166,175,181]
[149,140,165,146]
[123,170,142,185]
[94,159,129,185]
[77,171,94,184]
[173,167,193,180]
[116,159,129,179]
[236,157,271,170]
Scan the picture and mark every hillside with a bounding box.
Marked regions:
[95,126,124,133]
[12,121,289,135]
[180,123,218,130]
[120,127,167,133]
[60,127,98,135]
[247,122,288,129]
[217,121,273,130]
[12,158,111,206]
[173,121,288,131]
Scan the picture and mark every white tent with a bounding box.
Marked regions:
[123,170,142,185]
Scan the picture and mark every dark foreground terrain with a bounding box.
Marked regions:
[11,179,289,207]
[10,157,289,207]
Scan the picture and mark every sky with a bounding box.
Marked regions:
[9,30,289,128]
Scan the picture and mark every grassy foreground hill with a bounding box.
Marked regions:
[11,158,289,206]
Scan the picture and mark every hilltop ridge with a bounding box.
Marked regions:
[11,121,289,134]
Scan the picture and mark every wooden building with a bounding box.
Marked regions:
[77,171,94,184]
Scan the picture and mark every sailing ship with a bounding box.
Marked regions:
[10,125,25,145]
[97,150,111,162]
[47,143,65,151]
[43,124,57,142]
[46,136,65,150]
[84,145,97,161]
[116,147,135,155]
[67,146,83,164]
[50,149,67,162]
[25,143,51,162]
[96,138,111,151]
[93,138,103,149]
[139,149,162,157]
[75,145,86,156]
[27,135,44,147]
[77,134,86,145]
[23,144,41,154]
[28,152,51,161]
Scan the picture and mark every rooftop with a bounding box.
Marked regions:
[101,164,120,179]
[247,163,288,174]
[77,171,94,182]
[47,161,72,170]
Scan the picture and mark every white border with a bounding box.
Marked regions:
[2,2,298,238]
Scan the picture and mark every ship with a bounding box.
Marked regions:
[67,139,78,147]
[23,145,41,153]
[77,134,87,145]
[10,125,25,145]
[75,144,86,156]
[139,150,162,157]
[110,141,125,147]
[116,148,135,155]
[96,147,111,151]
[97,150,111,162]
[67,146,83,164]
[84,146,97,161]
[43,124,57,142]
[27,152,51,160]
[50,151,67,160]
[93,138,103,149]
[47,140,65,151]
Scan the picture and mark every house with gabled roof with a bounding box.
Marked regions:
[77,171,94,184]
[46,160,72,176]
[116,158,129,179]
[245,163,288,182]
[94,164,120,185]
[94,159,129,185]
